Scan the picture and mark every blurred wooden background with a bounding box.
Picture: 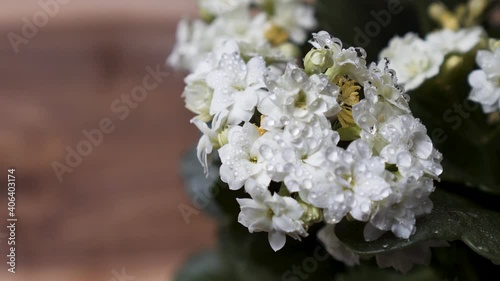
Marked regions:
[0,1,216,281]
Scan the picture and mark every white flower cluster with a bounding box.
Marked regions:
[178,28,442,253]
[168,0,317,72]
[380,27,484,91]
[468,46,500,113]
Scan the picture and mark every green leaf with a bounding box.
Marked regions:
[335,189,500,264]
[174,250,237,281]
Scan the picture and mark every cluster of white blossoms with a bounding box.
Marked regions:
[382,25,500,114]
[468,43,500,113]
[380,27,484,91]
[168,0,317,72]
[176,26,443,253]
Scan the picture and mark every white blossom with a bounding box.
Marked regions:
[380,33,444,91]
[167,19,218,71]
[309,140,392,224]
[378,114,443,179]
[218,122,271,190]
[174,28,444,256]
[369,175,435,239]
[427,27,484,54]
[168,9,269,71]
[468,48,500,113]
[207,51,268,125]
[270,2,317,44]
[279,118,338,197]
[237,182,307,251]
[259,63,341,128]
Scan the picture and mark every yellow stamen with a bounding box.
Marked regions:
[265,24,289,46]
[335,77,360,128]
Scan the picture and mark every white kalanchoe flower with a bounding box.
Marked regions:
[168,9,274,71]
[207,47,268,125]
[426,26,484,54]
[218,122,272,190]
[380,33,445,91]
[197,0,252,16]
[211,8,269,45]
[176,26,444,257]
[168,1,309,71]
[352,61,410,132]
[310,140,392,224]
[270,2,317,44]
[364,171,436,240]
[168,19,218,71]
[237,181,308,251]
[468,47,500,113]
[279,118,339,196]
[366,59,410,112]
[259,63,341,129]
[378,114,443,179]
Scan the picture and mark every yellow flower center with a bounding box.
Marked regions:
[335,76,361,128]
[295,91,308,109]
[265,24,289,46]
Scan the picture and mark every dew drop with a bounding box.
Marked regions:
[259,144,274,160]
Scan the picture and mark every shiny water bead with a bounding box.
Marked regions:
[280,116,290,126]
[286,179,300,192]
[334,192,345,203]
[303,179,313,190]
[282,148,296,163]
[284,163,295,173]
[290,127,301,137]
[354,47,367,59]
[396,152,413,168]
[259,144,275,160]
[291,68,306,83]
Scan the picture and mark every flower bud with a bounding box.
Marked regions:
[304,49,333,75]
[299,201,323,227]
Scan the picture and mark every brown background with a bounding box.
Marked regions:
[0,1,215,281]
